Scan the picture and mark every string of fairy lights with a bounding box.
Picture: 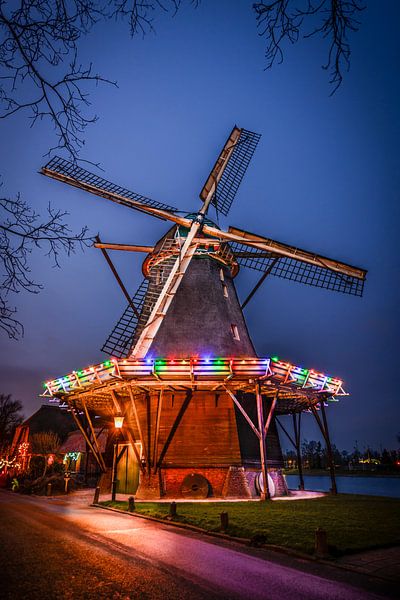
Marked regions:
[41,356,345,398]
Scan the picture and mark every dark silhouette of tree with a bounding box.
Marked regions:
[30,430,61,477]
[253,0,365,94]
[0,1,198,338]
[0,193,92,338]
[0,393,23,448]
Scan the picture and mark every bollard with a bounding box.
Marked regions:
[169,501,177,518]
[93,486,100,504]
[220,511,229,532]
[46,482,52,497]
[128,496,135,512]
[315,527,329,557]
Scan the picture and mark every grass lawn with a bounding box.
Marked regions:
[100,494,400,556]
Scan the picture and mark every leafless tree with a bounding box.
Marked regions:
[0,393,23,448]
[0,193,92,338]
[30,430,61,477]
[0,0,118,159]
[0,1,197,339]
[112,0,200,37]
[253,0,365,94]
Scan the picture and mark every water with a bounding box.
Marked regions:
[285,474,400,498]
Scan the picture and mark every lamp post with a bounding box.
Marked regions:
[111,415,124,501]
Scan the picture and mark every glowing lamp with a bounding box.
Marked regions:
[114,415,124,429]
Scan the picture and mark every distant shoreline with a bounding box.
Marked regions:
[283,470,400,478]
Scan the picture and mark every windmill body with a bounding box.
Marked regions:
[126,224,284,499]
[40,127,367,500]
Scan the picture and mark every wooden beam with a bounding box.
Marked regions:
[255,382,270,500]
[241,258,280,309]
[292,413,305,491]
[41,166,191,227]
[127,387,148,469]
[153,390,163,474]
[156,391,192,471]
[275,418,296,449]
[319,401,337,495]
[310,404,337,494]
[95,235,140,319]
[224,387,260,440]
[199,126,242,203]
[264,394,278,436]
[68,403,106,472]
[110,390,122,413]
[94,243,154,253]
[227,225,366,280]
[82,401,107,471]
[123,426,145,474]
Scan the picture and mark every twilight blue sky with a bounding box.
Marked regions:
[0,1,399,452]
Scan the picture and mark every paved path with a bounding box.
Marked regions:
[0,490,397,599]
[337,547,400,583]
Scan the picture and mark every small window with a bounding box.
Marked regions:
[219,268,225,282]
[231,324,240,340]
[222,283,228,298]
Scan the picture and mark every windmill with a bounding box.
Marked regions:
[41,126,366,500]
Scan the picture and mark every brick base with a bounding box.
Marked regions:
[135,472,163,499]
[269,468,288,496]
[133,466,288,499]
[222,466,252,498]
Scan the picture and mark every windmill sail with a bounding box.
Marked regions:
[200,127,261,216]
[102,237,187,358]
[189,222,367,297]
[231,242,365,296]
[102,279,149,358]
[41,156,178,217]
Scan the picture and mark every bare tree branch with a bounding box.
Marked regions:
[111,0,201,37]
[0,191,93,338]
[253,0,365,94]
[0,0,200,340]
[0,0,118,160]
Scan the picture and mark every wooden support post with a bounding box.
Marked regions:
[146,393,151,468]
[320,401,337,495]
[255,382,270,500]
[124,427,146,474]
[275,418,296,449]
[153,390,163,474]
[111,442,118,501]
[264,394,277,436]
[224,387,260,440]
[293,413,305,491]
[93,486,100,504]
[68,404,106,473]
[310,402,337,495]
[241,257,280,310]
[95,235,140,319]
[127,388,149,471]
[156,391,192,471]
[82,401,107,472]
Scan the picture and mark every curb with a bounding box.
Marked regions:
[91,502,400,584]
[91,502,315,560]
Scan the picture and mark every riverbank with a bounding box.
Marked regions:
[284,469,400,477]
[285,474,400,498]
[100,494,400,556]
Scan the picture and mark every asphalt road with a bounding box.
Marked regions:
[0,491,393,599]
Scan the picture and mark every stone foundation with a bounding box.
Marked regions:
[135,471,163,499]
[134,466,287,499]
